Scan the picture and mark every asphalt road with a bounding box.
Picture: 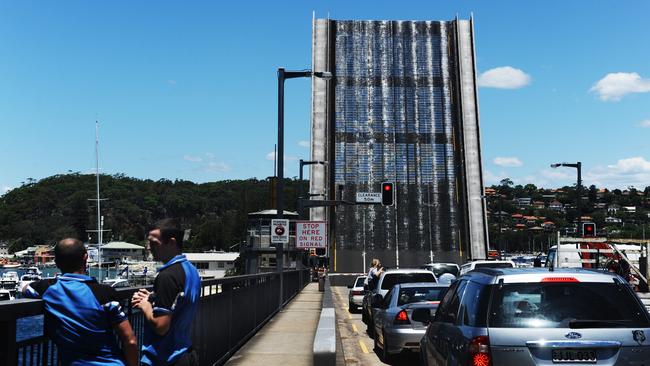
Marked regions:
[331,286,420,366]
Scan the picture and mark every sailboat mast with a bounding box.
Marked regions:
[95,121,102,282]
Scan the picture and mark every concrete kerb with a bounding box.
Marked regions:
[313,276,336,366]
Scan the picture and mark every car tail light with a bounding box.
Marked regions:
[352,290,364,295]
[394,310,410,324]
[469,336,491,366]
[541,277,579,283]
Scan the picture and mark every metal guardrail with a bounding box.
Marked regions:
[313,276,336,366]
[0,269,311,366]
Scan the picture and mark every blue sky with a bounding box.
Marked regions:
[1,1,649,195]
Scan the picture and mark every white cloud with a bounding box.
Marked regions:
[184,153,230,173]
[167,79,177,85]
[493,157,523,167]
[540,169,573,181]
[477,66,531,89]
[183,155,203,162]
[590,72,650,101]
[638,119,650,128]
[585,157,650,188]
[298,140,310,148]
[266,151,276,161]
[266,151,298,162]
[203,161,231,173]
[1,186,13,195]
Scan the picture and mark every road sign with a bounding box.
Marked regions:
[296,221,327,248]
[356,192,381,203]
[271,219,289,244]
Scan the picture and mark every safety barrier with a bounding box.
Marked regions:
[313,276,336,366]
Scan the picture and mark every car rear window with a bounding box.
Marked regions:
[427,264,460,277]
[489,282,650,328]
[354,277,366,287]
[397,286,446,306]
[475,262,513,269]
[381,273,436,290]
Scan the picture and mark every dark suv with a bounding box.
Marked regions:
[418,268,650,365]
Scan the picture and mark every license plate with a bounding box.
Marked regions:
[552,349,597,363]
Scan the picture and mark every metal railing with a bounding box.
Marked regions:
[0,269,311,366]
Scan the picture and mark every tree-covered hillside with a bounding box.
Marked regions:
[0,174,307,253]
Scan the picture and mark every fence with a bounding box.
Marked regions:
[0,269,311,366]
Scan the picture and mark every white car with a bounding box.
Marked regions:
[460,259,515,275]
[348,276,366,311]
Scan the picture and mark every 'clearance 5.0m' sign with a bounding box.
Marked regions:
[296,221,327,248]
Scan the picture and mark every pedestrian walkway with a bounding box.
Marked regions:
[225,282,323,366]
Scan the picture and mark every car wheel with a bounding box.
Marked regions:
[381,329,392,362]
[366,318,374,337]
[348,301,354,312]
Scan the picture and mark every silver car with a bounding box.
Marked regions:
[348,275,366,312]
[420,268,650,365]
[372,282,449,362]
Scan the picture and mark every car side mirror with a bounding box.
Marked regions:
[371,293,383,307]
[412,308,432,324]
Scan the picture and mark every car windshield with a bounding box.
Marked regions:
[397,286,446,306]
[475,262,513,269]
[426,264,459,277]
[489,282,650,328]
[381,273,436,290]
[354,277,366,287]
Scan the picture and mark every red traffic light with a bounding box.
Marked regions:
[381,182,395,206]
[582,223,596,237]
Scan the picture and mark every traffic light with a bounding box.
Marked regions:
[582,223,596,237]
[381,182,394,206]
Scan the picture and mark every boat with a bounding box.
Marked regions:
[0,271,19,293]
[0,258,20,269]
[0,289,15,301]
[18,268,42,292]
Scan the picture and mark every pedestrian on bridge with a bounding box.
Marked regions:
[365,258,384,291]
[23,238,138,366]
[131,218,200,366]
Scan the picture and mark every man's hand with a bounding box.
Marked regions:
[131,289,150,309]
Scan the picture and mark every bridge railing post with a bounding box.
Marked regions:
[0,320,17,365]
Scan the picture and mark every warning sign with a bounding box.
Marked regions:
[271,219,289,244]
[296,221,327,249]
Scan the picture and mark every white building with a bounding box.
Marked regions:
[185,252,239,279]
[99,242,145,263]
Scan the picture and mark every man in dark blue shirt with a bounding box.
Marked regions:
[132,219,200,366]
[24,238,138,366]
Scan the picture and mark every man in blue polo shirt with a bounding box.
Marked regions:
[131,219,200,366]
[24,238,138,366]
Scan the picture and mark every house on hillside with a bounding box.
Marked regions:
[532,201,545,209]
[549,200,564,211]
[605,216,622,224]
[608,204,621,214]
[622,206,637,213]
[514,198,531,208]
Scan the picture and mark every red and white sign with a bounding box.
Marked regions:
[296,221,327,249]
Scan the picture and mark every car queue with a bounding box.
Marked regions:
[348,259,650,365]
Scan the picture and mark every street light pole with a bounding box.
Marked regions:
[276,68,331,308]
[298,159,327,217]
[551,162,582,236]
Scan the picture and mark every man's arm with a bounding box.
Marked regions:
[132,289,172,336]
[113,320,138,366]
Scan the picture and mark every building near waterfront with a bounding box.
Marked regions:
[99,241,145,263]
[310,17,488,272]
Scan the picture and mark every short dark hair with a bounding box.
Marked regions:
[55,238,87,273]
[151,218,184,247]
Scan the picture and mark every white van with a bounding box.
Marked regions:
[459,260,516,275]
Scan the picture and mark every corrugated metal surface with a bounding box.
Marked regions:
[311,19,487,272]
